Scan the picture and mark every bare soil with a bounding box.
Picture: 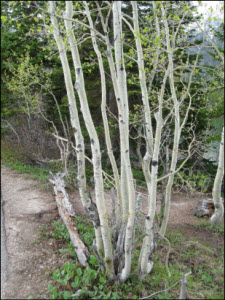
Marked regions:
[1,165,224,299]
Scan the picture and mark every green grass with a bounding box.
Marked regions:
[34,217,224,300]
[193,219,224,235]
[4,159,52,182]
[1,139,62,185]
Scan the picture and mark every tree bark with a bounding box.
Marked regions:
[210,127,224,225]
[113,1,136,282]
[84,1,122,222]
[49,172,89,266]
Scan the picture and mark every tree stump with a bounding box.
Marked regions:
[193,199,215,218]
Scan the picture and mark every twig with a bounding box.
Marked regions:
[140,280,180,299]
[3,120,20,145]
[140,271,192,299]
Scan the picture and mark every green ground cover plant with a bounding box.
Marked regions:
[34,217,224,299]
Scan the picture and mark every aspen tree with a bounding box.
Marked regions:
[45,1,221,282]
[158,2,203,237]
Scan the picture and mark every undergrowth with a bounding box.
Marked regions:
[33,217,224,299]
[1,140,56,184]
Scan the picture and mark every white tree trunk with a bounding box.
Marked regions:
[159,2,202,236]
[64,1,114,277]
[159,3,180,236]
[138,67,170,279]
[48,2,98,230]
[97,3,128,221]
[132,1,154,157]
[131,1,153,205]
[83,1,122,219]
[210,127,224,225]
[113,1,136,282]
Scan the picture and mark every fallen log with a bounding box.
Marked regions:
[49,172,89,266]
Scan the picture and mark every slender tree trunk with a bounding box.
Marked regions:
[210,127,224,225]
[48,2,98,229]
[132,1,154,157]
[138,67,170,279]
[159,2,201,236]
[97,5,129,221]
[160,145,170,226]
[84,1,122,222]
[159,47,181,236]
[132,1,154,204]
[113,1,136,282]
[63,1,114,277]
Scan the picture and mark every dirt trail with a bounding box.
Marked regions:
[1,165,223,298]
[1,165,59,299]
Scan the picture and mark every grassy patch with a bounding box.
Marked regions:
[35,216,224,299]
[1,139,62,184]
[193,219,224,236]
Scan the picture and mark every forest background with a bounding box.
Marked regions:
[1,1,224,190]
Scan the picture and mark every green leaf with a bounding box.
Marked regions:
[89,254,98,266]
[99,276,105,283]
[59,248,69,254]
[76,268,82,276]
[63,291,71,299]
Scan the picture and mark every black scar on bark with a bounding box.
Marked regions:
[152,160,158,166]
[120,66,124,71]
[91,138,95,145]
[146,216,150,220]
[117,98,120,101]
[76,68,81,75]
[96,157,101,168]
[77,144,81,148]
